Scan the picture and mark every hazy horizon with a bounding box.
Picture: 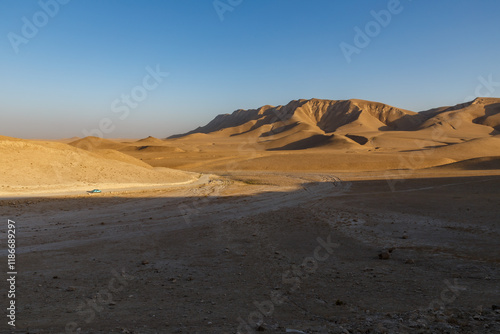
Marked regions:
[1,0,500,139]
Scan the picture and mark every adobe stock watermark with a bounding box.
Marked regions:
[463,74,500,102]
[427,279,466,311]
[177,105,292,221]
[80,64,169,142]
[44,64,167,185]
[213,0,243,22]
[7,0,71,54]
[6,219,17,328]
[384,73,498,191]
[237,232,340,333]
[409,278,467,327]
[45,65,167,184]
[340,0,412,64]
[65,268,135,333]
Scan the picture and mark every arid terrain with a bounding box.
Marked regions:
[1,98,500,333]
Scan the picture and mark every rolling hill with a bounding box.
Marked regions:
[168,97,500,152]
[0,137,197,195]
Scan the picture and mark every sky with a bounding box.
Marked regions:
[1,0,499,139]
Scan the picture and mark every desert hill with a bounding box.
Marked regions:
[2,97,499,192]
[136,136,166,145]
[168,97,500,151]
[417,98,500,136]
[69,136,128,151]
[151,97,500,172]
[170,99,421,137]
[0,137,196,195]
[172,98,500,136]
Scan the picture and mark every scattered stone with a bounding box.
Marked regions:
[379,252,391,260]
[141,260,149,265]
[336,299,345,306]
[402,235,409,239]
[405,259,415,264]
[492,305,499,310]
[65,286,76,292]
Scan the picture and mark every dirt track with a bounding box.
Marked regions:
[1,171,499,333]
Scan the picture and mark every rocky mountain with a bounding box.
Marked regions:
[168,97,500,151]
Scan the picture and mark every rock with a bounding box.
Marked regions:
[379,252,390,260]
[141,260,149,265]
[405,259,415,264]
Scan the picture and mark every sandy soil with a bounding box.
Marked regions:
[1,169,499,333]
[0,137,198,197]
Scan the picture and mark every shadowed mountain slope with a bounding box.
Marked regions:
[169,98,500,151]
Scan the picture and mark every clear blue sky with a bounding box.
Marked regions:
[1,0,499,139]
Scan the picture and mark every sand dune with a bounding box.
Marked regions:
[425,136,500,160]
[417,99,500,138]
[268,133,364,151]
[122,145,186,153]
[169,98,499,155]
[171,99,420,138]
[69,136,128,151]
[428,156,500,170]
[0,135,25,142]
[89,149,154,168]
[0,138,196,195]
[136,136,166,145]
[113,97,494,174]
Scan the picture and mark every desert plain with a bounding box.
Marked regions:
[1,98,500,333]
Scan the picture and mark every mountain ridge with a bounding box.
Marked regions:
[169,98,500,140]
